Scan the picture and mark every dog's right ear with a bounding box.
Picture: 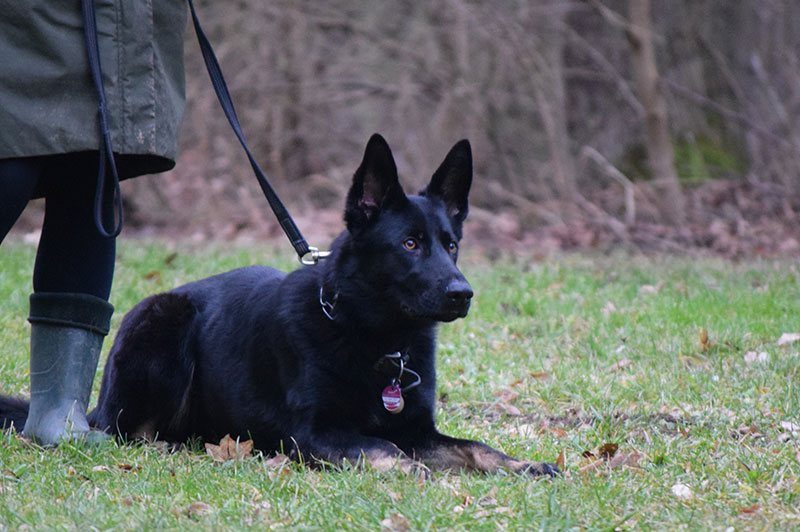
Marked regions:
[345,134,407,231]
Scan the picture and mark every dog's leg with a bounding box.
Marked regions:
[89,293,197,442]
[413,433,559,477]
[291,433,429,478]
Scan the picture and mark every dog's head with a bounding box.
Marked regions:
[339,134,473,323]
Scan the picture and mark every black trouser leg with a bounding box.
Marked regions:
[0,158,42,242]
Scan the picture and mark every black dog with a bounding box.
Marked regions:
[1,134,556,477]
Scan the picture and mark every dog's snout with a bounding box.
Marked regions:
[446,279,473,302]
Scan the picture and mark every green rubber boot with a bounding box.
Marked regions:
[21,292,114,446]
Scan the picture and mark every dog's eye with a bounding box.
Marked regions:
[403,238,418,251]
[448,241,458,254]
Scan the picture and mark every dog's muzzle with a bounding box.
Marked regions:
[444,279,473,318]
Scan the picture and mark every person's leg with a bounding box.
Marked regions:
[33,160,116,299]
[0,158,41,242]
[22,158,116,445]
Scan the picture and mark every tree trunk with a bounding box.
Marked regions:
[627,0,686,226]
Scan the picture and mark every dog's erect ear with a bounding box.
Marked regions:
[422,140,472,223]
[345,134,407,230]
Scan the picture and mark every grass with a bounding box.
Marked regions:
[1,240,799,531]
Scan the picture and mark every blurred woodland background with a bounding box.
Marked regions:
[18,0,800,256]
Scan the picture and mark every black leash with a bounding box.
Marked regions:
[187,0,329,264]
[81,0,123,238]
[82,0,329,264]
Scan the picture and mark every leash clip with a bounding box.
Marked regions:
[300,247,332,265]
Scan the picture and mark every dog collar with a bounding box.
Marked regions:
[319,286,338,321]
[374,352,421,414]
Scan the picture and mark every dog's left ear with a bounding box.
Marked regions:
[422,139,472,223]
[345,134,408,231]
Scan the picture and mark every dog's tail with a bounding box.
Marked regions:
[0,395,29,433]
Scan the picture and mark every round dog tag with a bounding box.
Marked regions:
[381,384,404,414]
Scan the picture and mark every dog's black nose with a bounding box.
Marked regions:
[445,279,473,303]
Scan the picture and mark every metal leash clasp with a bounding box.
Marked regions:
[300,246,332,265]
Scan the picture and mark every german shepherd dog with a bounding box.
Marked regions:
[1,135,557,477]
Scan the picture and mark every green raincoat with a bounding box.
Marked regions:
[0,0,187,179]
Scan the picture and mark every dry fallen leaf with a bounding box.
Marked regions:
[639,281,665,295]
[700,329,709,352]
[555,450,565,469]
[598,443,619,459]
[529,371,551,380]
[739,504,762,515]
[608,450,643,469]
[744,351,769,364]
[493,387,520,403]
[380,512,411,532]
[187,501,213,518]
[608,359,633,372]
[777,333,800,346]
[671,483,693,499]
[205,434,254,462]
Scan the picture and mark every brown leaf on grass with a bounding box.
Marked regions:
[555,450,565,469]
[264,453,291,481]
[380,512,411,532]
[739,504,762,515]
[205,434,254,462]
[744,351,769,364]
[264,453,290,468]
[777,333,800,346]
[187,501,213,519]
[144,271,161,281]
[608,359,633,372]
[781,421,800,432]
[671,483,693,499]
[548,427,568,438]
[638,281,665,295]
[118,496,141,507]
[493,387,519,403]
[608,450,643,469]
[598,443,619,459]
[529,371,551,379]
[700,329,709,352]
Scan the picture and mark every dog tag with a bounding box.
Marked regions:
[381,384,404,414]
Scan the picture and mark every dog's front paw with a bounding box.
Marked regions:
[366,451,431,480]
[522,461,560,478]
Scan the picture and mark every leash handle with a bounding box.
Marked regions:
[187,0,314,260]
[81,0,123,238]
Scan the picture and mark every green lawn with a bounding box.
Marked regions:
[1,241,799,531]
